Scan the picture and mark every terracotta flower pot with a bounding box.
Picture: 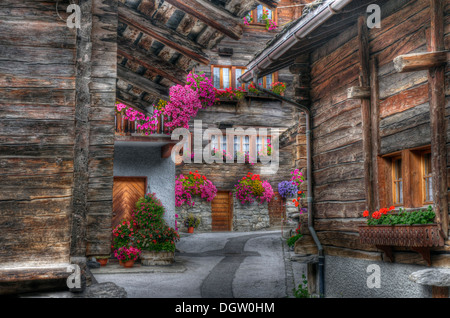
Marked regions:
[96,258,108,266]
[119,260,124,267]
[188,226,194,233]
[123,260,135,268]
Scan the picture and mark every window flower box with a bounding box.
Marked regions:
[359,206,444,265]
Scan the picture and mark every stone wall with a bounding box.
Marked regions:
[233,200,270,232]
[176,197,212,233]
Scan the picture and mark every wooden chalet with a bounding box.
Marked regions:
[240,0,450,297]
[0,0,273,295]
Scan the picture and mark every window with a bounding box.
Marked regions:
[208,131,271,162]
[379,147,433,208]
[211,65,247,89]
[245,5,277,28]
[256,73,277,89]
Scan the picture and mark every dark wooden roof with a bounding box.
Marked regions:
[116,0,277,113]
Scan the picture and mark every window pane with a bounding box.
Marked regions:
[257,5,263,22]
[234,136,240,156]
[235,68,245,88]
[424,153,432,175]
[243,136,250,152]
[266,74,272,87]
[257,136,262,152]
[394,159,402,179]
[223,68,230,88]
[213,68,220,89]
[221,135,227,152]
[211,135,218,150]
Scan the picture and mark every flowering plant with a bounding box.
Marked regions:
[236,151,255,165]
[277,181,298,199]
[175,171,217,207]
[270,82,286,95]
[112,220,134,250]
[184,213,201,228]
[234,172,274,205]
[363,206,435,226]
[214,87,246,102]
[211,148,234,161]
[287,224,302,247]
[114,246,141,262]
[247,82,261,94]
[243,13,253,25]
[115,102,161,135]
[163,72,215,132]
[134,223,180,252]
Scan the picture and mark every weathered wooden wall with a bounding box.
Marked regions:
[0,0,117,290]
[307,0,450,265]
[0,0,77,269]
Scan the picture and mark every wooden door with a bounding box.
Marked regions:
[211,191,232,231]
[112,177,146,229]
[268,192,285,227]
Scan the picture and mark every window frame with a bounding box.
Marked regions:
[421,150,433,204]
[378,146,433,209]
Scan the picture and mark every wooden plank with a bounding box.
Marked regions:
[347,86,371,99]
[358,15,374,213]
[393,51,448,72]
[428,0,448,238]
[117,64,169,99]
[118,2,209,65]
[370,57,381,210]
[164,0,243,40]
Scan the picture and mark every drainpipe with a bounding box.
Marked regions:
[250,74,325,297]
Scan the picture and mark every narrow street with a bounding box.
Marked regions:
[94,231,303,298]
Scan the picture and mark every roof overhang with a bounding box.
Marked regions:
[239,0,354,83]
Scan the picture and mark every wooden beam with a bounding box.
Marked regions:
[118,2,210,65]
[428,0,448,238]
[370,57,380,211]
[347,86,371,99]
[393,51,448,73]
[118,37,187,85]
[357,15,374,213]
[116,87,154,114]
[164,0,243,40]
[117,64,169,100]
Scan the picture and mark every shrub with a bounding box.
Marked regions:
[133,193,166,229]
[114,246,141,262]
[286,225,302,247]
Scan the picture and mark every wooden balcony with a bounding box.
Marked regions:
[114,113,176,148]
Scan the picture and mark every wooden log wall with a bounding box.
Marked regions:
[0,0,77,269]
[307,0,450,265]
[0,0,117,287]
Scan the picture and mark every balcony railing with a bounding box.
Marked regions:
[115,113,166,135]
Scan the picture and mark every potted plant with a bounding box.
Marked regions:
[359,205,444,265]
[95,255,110,267]
[270,82,286,96]
[184,214,201,233]
[135,223,180,266]
[175,171,217,207]
[114,246,141,268]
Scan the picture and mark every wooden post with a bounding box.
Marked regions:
[370,57,380,210]
[428,0,448,239]
[357,15,374,213]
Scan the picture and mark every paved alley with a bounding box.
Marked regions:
[94,230,304,298]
